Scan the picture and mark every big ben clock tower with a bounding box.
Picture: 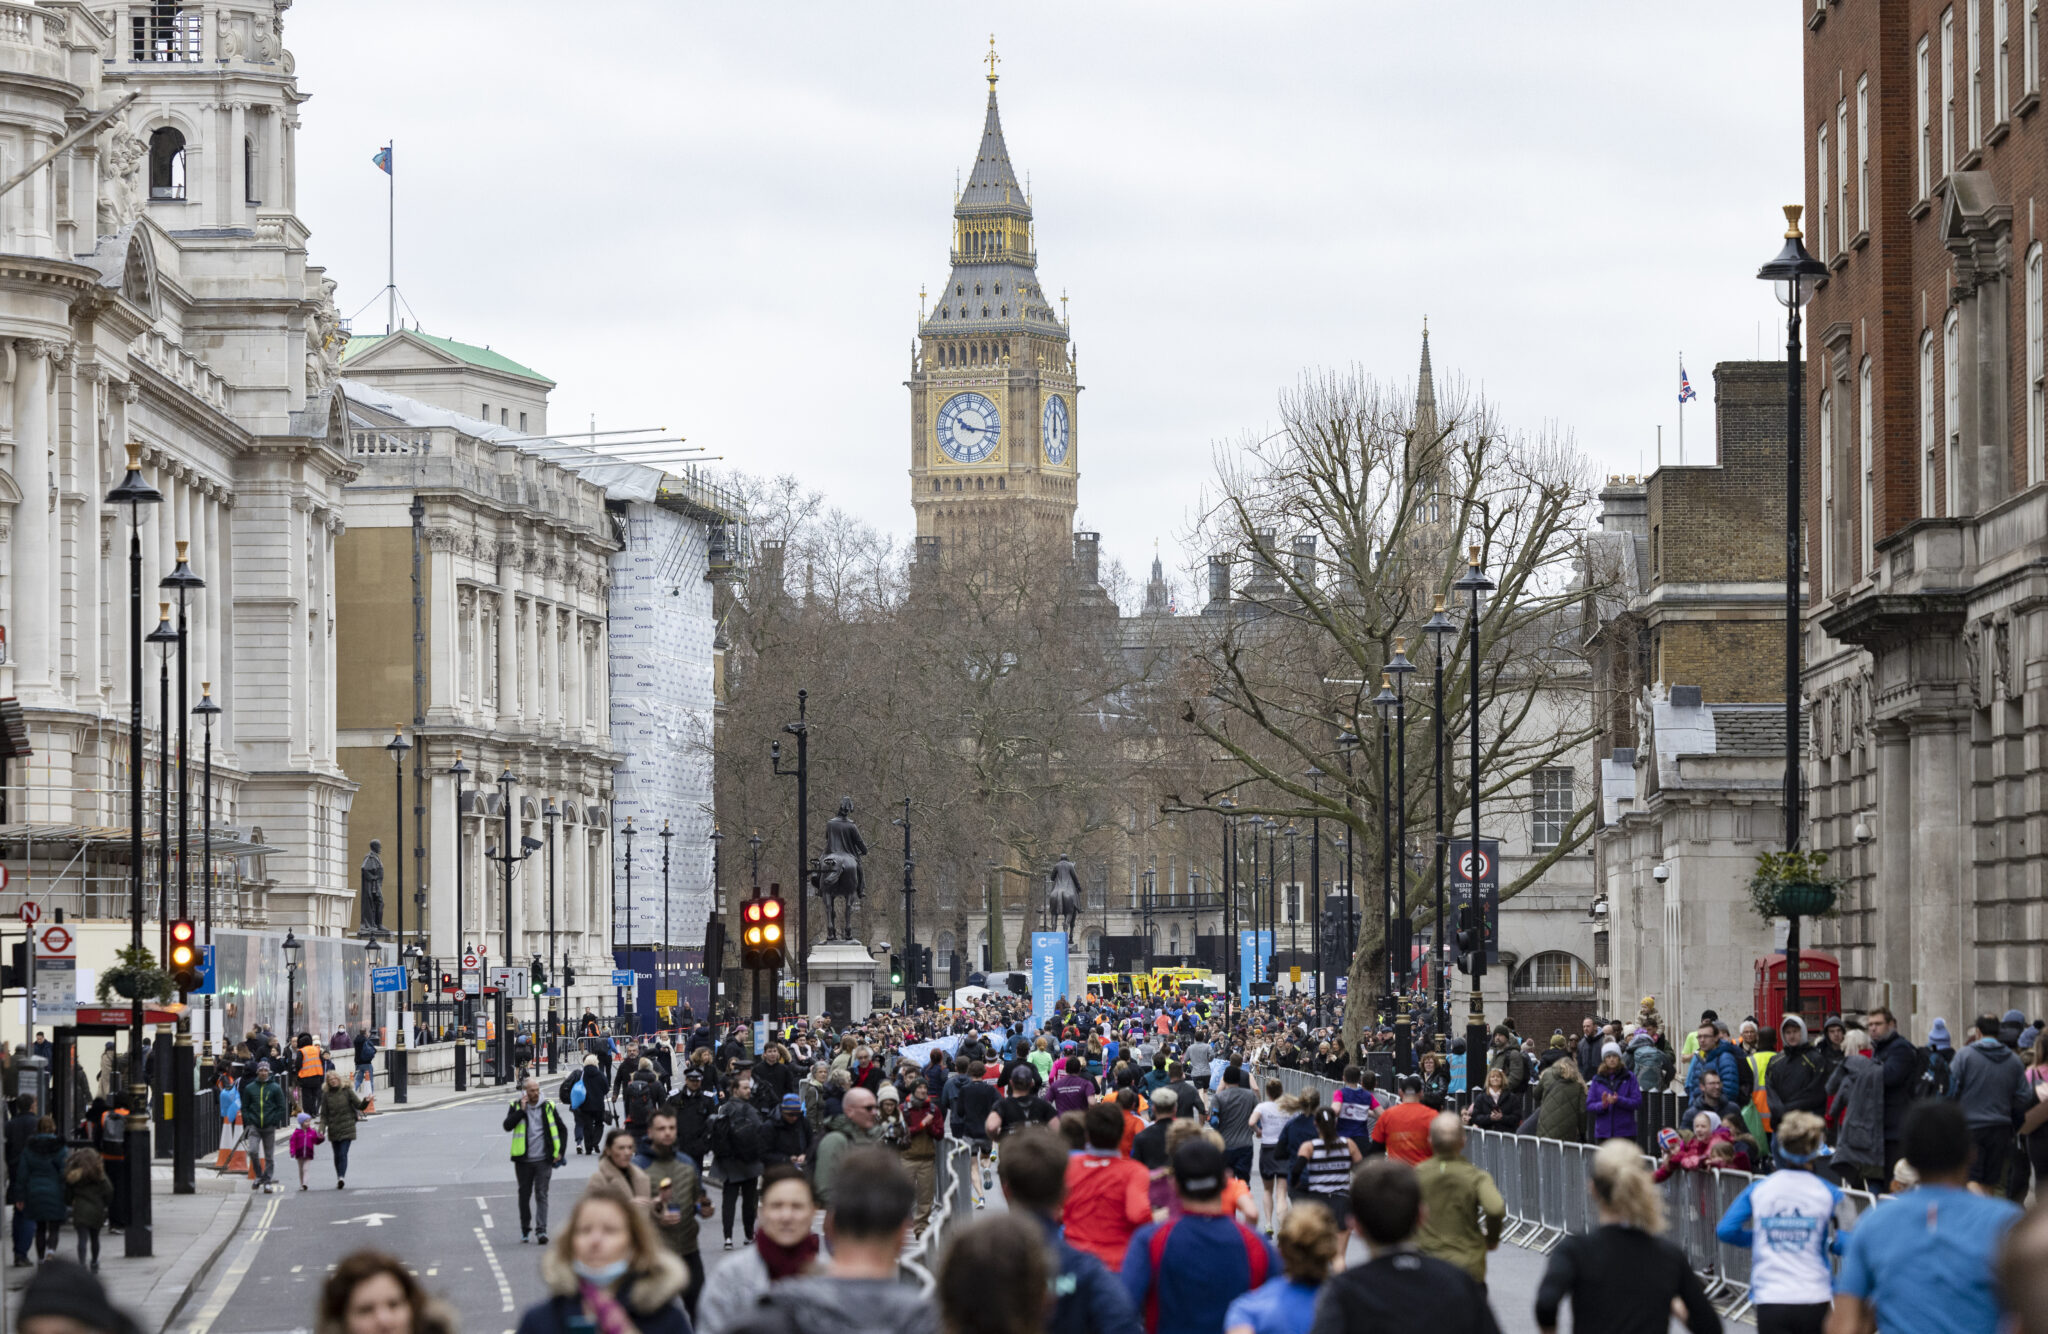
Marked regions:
[909,44,1079,555]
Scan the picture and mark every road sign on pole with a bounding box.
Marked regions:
[33,922,75,1023]
[16,899,36,924]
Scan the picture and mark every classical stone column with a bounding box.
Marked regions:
[1906,714,1968,1033]
[10,340,53,702]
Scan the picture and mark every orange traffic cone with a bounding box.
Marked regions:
[363,1096,377,1115]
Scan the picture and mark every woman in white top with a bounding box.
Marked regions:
[1246,1077,1290,1234]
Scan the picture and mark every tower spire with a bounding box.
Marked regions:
[986,33,1000,89]
[1415,317,1438,442]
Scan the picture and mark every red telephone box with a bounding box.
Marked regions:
[1753,951,1842,1037]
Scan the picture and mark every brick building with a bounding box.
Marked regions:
[1591,364,1802,1028]
[1800,0,2048,1029]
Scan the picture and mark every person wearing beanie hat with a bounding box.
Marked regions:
[1928,1017,1954,1052]
[18,1257,140,1334]
[2001,1009,2028,1050]
[762,1092,813,1171]
[1587,1042,1642,1141]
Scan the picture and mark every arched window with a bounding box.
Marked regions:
[1510,951,1595,996]
[936,931,956,975]
[148,127,186,201]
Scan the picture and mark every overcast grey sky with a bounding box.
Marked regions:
[294,3,1802,604]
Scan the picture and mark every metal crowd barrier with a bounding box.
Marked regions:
[900,1136,978,1293]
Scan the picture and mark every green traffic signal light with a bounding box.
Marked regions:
[889,953,903,986]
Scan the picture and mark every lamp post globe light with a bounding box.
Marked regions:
[1452,545,1496,1096]
[105,442,159,1257]
[1757,204,1829,1025]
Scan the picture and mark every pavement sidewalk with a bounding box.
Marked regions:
[2,1165,249,1334]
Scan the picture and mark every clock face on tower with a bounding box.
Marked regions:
[1041,394,1070,465]
[936,392,1001,463]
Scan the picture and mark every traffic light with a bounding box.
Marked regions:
[1,940,24,991]
[563,963,576,988]
[1454,903,1483,976]
[888,953,903,986]
[742,895,787,970]
[530,955,546,997]
[169,919,200,991]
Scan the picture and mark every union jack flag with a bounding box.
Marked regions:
[372,145,392,175]
[1679,363,1698,404]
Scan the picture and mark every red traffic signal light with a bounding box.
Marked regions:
[169,919,200,991]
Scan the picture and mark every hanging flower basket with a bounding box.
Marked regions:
[1746,850,1842,924]
[1772,881,1837,918]
[96,945,172,1005]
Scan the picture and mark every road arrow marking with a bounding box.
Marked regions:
[333,1213,399,1227]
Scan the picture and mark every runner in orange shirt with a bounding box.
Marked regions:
[1369,1076,1437,1165]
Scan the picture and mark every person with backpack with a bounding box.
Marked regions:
[1120,1136,1280,1334]
[623,1062,664,1145]
[351,1027,377,1095]
[1765,1016,1830,1126]
[240,1061,291,1191]
[709,1069,767,1250]
[571,1053,609,1156]
[671,1065,718,1165]
[1626,1025,1673,1093]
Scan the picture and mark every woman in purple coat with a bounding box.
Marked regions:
[1586,1042,1644,1141]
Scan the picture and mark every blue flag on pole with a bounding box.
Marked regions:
[372,145,392,175]
[1678,362,1697,403]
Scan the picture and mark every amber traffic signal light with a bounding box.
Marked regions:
[169,919,200,992]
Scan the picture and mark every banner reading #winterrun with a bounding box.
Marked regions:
[1031,931,1068,1026]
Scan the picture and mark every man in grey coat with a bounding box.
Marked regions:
[1948,1011,2027,1190]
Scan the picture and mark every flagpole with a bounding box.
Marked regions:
[386,140,395,336]
[1677,352,1684,465]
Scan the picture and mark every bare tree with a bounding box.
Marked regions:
[1167,366,1610,1054]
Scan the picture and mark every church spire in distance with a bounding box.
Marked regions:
[1416,316,1439,443]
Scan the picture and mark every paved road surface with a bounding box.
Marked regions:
[177,1094,1728,1334]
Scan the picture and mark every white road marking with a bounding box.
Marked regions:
[187,1195,284,1334]
[482,1214,494,1228]
[290,1265,302,1273]
[474,1226,515,1312]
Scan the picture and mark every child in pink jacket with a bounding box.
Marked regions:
[288,1111,323,1190]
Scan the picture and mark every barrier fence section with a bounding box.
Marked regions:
[900,1136,977,1294]
[1259,1064,1878,1322]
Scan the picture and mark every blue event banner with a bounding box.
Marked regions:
[1030,931,1068,1025]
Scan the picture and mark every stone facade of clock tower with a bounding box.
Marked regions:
[909,69,1079,555]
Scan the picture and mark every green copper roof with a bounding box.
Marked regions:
[342,329,554,385]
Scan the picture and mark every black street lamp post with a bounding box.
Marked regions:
[1454,546,1496,1095]
[449,752,469,1092]
[146,606,177,965]
[708,826,723,1019]
[1284,825,1299,992]
[659,819,674,1018]
[107,442,159,1257]
[1373,673,1397,1039]
[1263,818,1278,1017]
[1216,798,1235,1026]
[619,817,636,1033]
[770,690,810,995]
[543,799,559,1071]
[282,929,303,1057]
[1757,205,1829,1023]
[892,799,914,999]
[1387,638,1416,1074]
[385,726,411,1102]
[1305,771,1322,1026]
[484,768,539,1083]
[193,684,220,1068]
[1422,595,1457,1047]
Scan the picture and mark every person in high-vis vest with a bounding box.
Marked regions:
[296,1035,326,1114]
[503,1075,568,1243]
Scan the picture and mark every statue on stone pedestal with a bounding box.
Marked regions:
[815,797,867,941]
[1045,854,1082,937]
[359,839,386,933]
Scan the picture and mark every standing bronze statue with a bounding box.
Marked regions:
[359,838,386,933]
[815,797,868,940]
